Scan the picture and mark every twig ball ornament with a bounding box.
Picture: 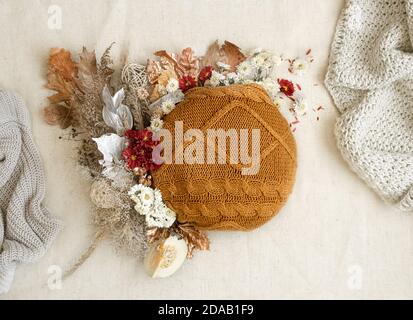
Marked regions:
[121,63,148,90]
[152,84,297,231]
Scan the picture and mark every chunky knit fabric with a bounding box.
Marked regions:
[153,84,297,230]
[325,0,413,210]
[0,90,61,294]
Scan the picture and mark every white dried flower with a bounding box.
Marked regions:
[150,117,164,133]
[260,78,280,100]
[166,78,179,93]
[237,61,256,80]
[225,72,240,85]
[161,99,176,115]
[209,70,225,87]
[129,184,176,228]
[253,54,266,67]
[291,58,310,76]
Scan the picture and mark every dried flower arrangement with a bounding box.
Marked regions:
[44,40,315,278]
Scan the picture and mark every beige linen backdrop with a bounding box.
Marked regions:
[1,0,413,299]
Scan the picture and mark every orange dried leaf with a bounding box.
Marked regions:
[48,48,77,81]
[46,72,75,104]
[222,40,246,72]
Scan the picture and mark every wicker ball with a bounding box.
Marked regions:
[152,84,297,231]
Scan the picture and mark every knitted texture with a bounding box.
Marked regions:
[152,84,297,230]
[0,90,61,294]
[325,0,413,210]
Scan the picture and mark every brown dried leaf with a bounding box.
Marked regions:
[44,104,72,129]
[222,40,246,72]
[201,40,246,72]
[147,227,171,244]
[48,48,77,81]
[78,47,97,75]
[46,72,75,104]
[76,47,98,93]
[176,223,210,259]
[202,40,225,69]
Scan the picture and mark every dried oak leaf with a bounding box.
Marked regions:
[46,72,75,104]
[44,48,78,128]
[48,48,77,81]
[222,40,246,71]
[44,104,72,128]
[176,223,210,259]
[202,40,246,72]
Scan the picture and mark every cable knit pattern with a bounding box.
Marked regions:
[153,84,297,230]
[0,90,61,294]
[325,0,413,210]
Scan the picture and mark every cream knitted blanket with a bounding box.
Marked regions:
[325,0,413,210]
[0,90,61,294]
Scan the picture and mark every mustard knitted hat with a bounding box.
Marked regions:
[152,84,297,231]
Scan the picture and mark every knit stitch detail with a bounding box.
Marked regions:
[325,0,413,210]
[0,90,62,294]
[153,84,297,230]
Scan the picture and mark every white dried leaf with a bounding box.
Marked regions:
[92,133,126,170]
[102,85,133,135]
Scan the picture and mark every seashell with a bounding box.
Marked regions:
[144,235,188,278]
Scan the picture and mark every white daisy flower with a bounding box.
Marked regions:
[150,117,164,133]
[161,99,176,115]
[139,187,155,206]
[166,78,179,93]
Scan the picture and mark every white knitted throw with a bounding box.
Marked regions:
[0,90,61,294]
[325,0,413,210]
